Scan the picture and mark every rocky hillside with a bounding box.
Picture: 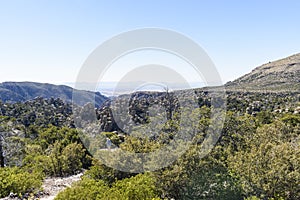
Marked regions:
[0,82,108,107]
[226,53,300,92]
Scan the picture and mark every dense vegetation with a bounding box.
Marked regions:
[0,90,299,199]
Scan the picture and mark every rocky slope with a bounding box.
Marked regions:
[0,82,108,107]
[226,53,300,92]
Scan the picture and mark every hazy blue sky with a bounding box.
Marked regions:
[0,0,299,85]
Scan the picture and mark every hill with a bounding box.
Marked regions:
[0,82,108,107]
[0,53,299,108]
[225,53,300,92]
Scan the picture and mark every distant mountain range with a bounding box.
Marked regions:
[0,53,299,106]
[226,53,300,92]
[0,82,108,107]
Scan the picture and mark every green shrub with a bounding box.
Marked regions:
[22,144,50,176]
[56,173,160,200]
[55,177,109,200]
[61,143,86,175]
[84,159,134,185]
[0,167,43,198]
[228,120,300,199]
[47,141,86,177]
[244,196,261,200]
[102,173,160,200]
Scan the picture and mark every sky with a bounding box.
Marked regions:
[0,0,300,87]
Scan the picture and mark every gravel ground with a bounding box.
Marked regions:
[40,173,83,200]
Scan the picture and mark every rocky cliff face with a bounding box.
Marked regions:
[226,53,300,92]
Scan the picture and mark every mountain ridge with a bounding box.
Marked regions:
[225,53,300,92]
[0,81,108,107]
[0,53,299,105]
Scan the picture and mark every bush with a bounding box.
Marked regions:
[61,143,86,175]
[0,167,43,198]
[55,177,109,200]
[103,173,160,200]
[23,142,86,177]
[55,173,160,200]
[228,120,300,199]
[22,144,50,176]
[84,159,134,185]
[46,141,86,177]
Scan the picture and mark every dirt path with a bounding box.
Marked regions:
[40,173,83,200]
